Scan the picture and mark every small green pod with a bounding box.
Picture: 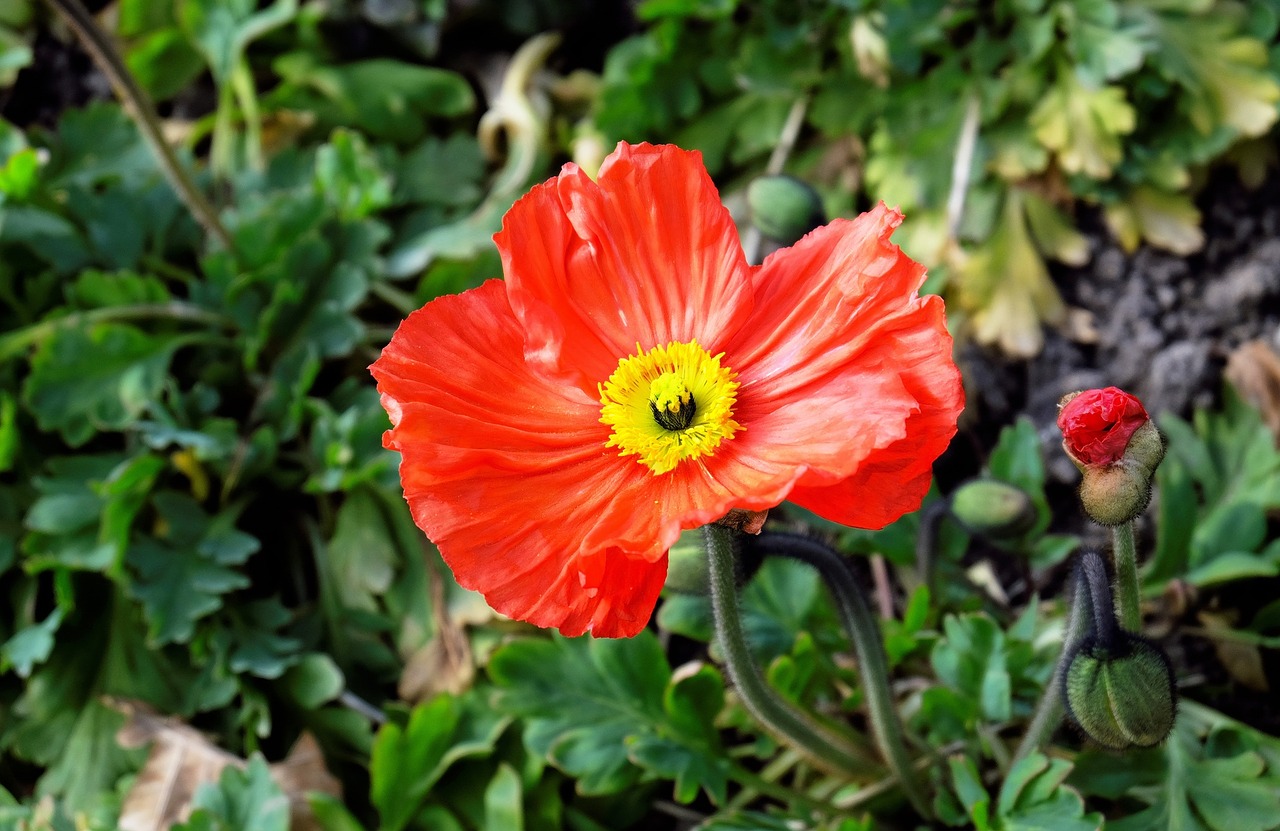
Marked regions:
[747,175,826,244]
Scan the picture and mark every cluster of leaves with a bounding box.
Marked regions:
[590,0,1280,355]
[2,2,1280,830]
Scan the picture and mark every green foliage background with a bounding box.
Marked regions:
[1,0,1280,829]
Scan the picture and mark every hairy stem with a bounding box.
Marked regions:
[41,0,234,251]
[1112,521,1141,632]
[754,532,932,817]
[703,525,881,780]
[1011,554,1095,764]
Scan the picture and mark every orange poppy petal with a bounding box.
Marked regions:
[497,143,754,392]
[723,203,964,527]
[786,300,964,528]
[370,279,667,636]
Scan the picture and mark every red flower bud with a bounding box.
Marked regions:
[1057,387,1149,467]
[1057,387,1165,525]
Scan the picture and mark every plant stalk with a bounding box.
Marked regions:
[703,525,881,780]
[754,531,932,817]
[1111,521,1141,632]
[41,0,234,251]
[1011,555,1093,764]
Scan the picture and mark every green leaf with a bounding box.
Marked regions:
[279,653,344,709]
[271,54,474,143]
[0,147,39,200]
[370,692,509,831]
[490,633,669,795]
[628,664,729,804]
[315,129,393,221]
[0,608,63,678]
[179,0,297,83]
[178,756,290,831]
[394,134,485,208]
[987,416,1052,538]
[22,323,182,446]
[126,494,258,645]
[491,632,729,804]
[482,764,524,831]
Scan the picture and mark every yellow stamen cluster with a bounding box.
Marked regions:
[599,340,742,475]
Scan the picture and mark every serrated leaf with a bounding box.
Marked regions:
[126,495,258,645]
[0,608,63,678]
[955,188,1067,357]
[177,756,290,831]
[369,692,508,831]
[22,323,182,447]
[1030,71,1135,179]
[1152,17,1280,138]
[1106,187,1204,255]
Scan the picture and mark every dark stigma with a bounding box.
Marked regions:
[651,396,697,431]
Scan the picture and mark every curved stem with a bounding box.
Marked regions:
[1079,549,1119,649]
[703,525,881,780]
[754,532,932,818]
[41,0,234,251]
[1111,521,1141,632]
[915,498,950,595]
[1011,554,1094,764]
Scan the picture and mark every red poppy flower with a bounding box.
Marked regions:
[371,142,964,637]
[1057,387,1150,467]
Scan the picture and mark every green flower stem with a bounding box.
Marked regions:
[1112,521,1141,632]
[755,531,932,818]
[727,762,838,817]
[41,0,234,252]
[1011,557,1093,765]
[703,525,881,781]
[914,498,950,594]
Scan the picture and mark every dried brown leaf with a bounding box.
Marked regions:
[1225,340,1280,444]
[111,698,240,831]
[270,732,343,831]
[110,699,342,831]
[399,556,475,702]
[1198,610,1270,692]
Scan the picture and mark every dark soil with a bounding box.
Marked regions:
[964,171,1280,489]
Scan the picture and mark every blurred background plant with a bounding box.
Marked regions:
[2,0,1280,829]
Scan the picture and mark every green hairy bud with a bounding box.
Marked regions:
[1064,635,1177,749]
[1061,550,1177,749]
[948,478,1038,540]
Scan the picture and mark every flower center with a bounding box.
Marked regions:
[599,340,742,475]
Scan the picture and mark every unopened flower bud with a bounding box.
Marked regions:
[747,175,826,244]
[1063,634,1177,749]
[948,479,1038,540]
[1061,550,1177,749]
[1058,388,1166,525]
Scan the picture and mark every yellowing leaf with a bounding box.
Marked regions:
[849,14,889,88]
[1030,72,1135,179]
[953,189,1067,357]
[1023,193,1089,266]
[1158,19,1280,138]
[1106,186,1204,255]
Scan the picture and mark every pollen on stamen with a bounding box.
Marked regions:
[598,340,742,475]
